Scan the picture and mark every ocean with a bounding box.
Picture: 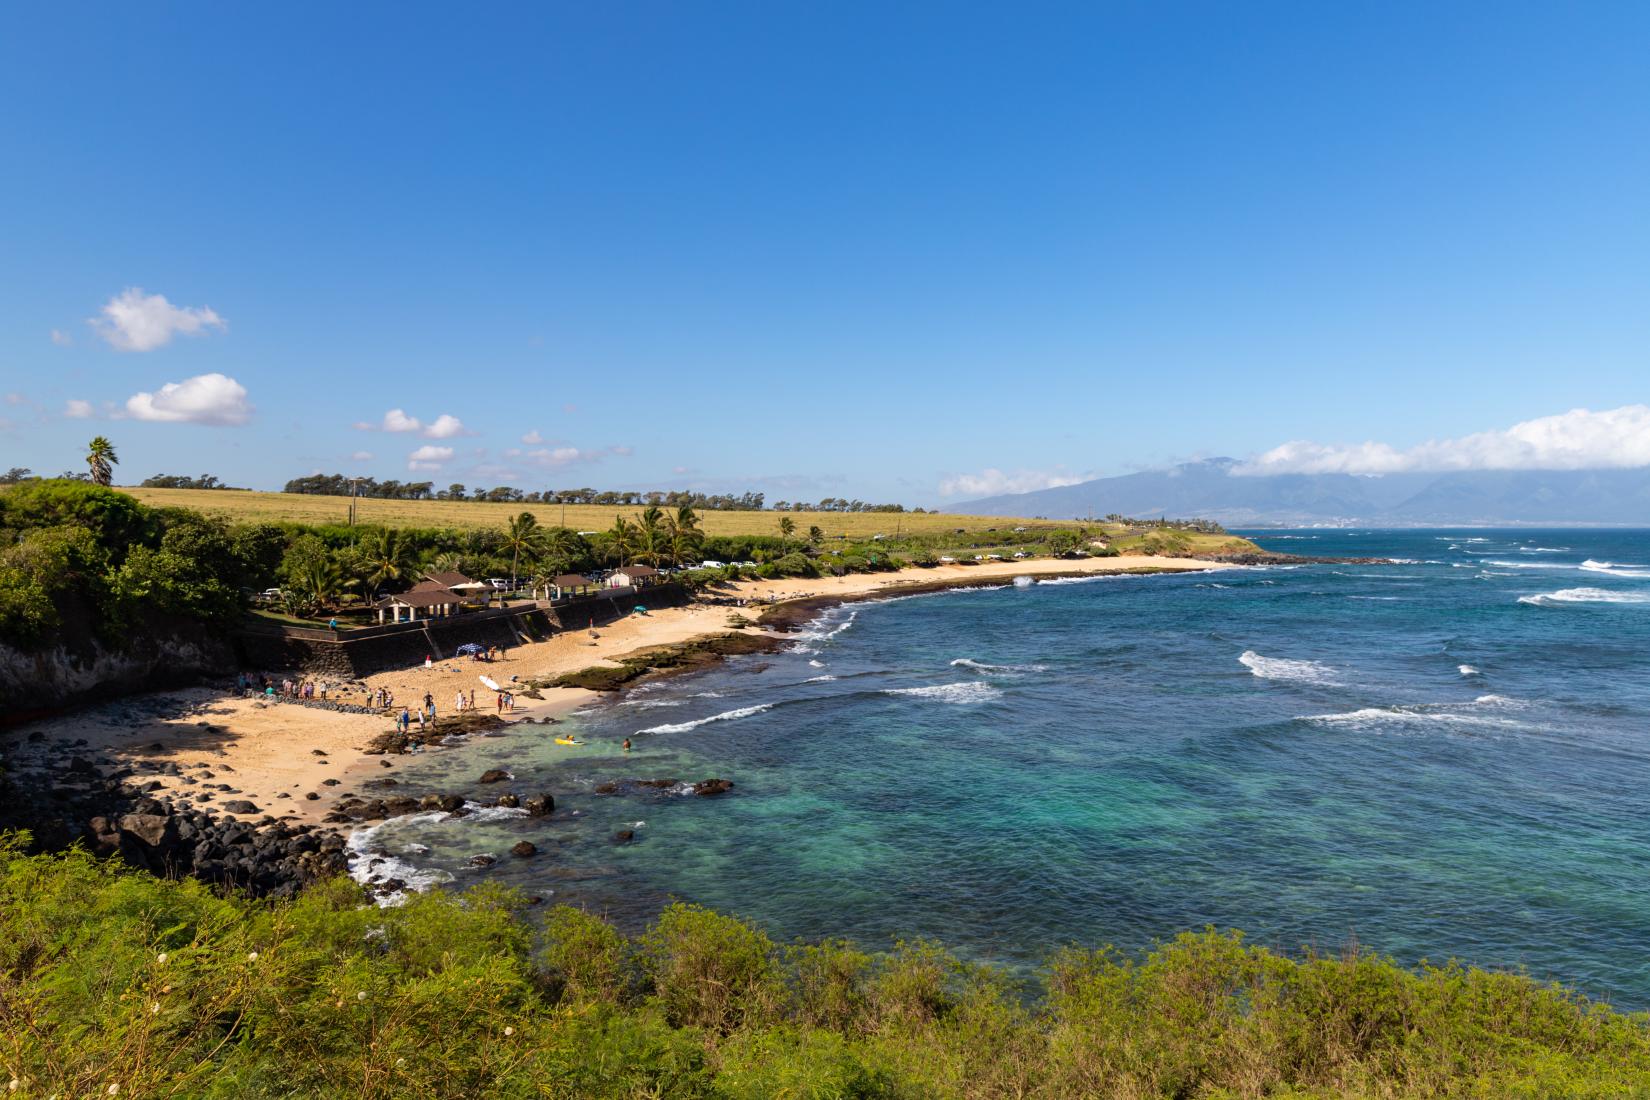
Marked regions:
[350,529,1650,1006]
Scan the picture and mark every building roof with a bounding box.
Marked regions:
[552,573,592,587]
[376,586,460,608]
[614,564,659,578]
[423,570,484,590]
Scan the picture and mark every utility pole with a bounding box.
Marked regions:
[346,477,366,526]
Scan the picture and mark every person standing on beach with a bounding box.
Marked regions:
[468,688,475,710]
[496,692,503,713]
[398,707,410,732]
[454,690,466,712]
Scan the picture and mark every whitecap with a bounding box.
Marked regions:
[804,675,837,682]
[882,682,1003,704]
[1482,560,1575,570]
[1518,587,1650,607]
[808,659,825,668]
[950,657,1049,675]
[638,703,774,735]
[1580,559,1650,578]
[1458,664,1480,676]
[1238,650,1341,687]
[1301,695,1526,733]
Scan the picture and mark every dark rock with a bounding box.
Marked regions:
[68,757,96,776]
[692,779,734,797]
[594,782,619,795]
[438,794,464,813]
[118,813,176,848]
[321,778,340,787]
[469,854,497,867]
[510,841,536,858]
[496,793,520,808]
[310,749,328,756]
[222,800,260,815]
[478,769,511,784]
[524,795,554,817]
[304,792,320,801]
[613,829,635,844]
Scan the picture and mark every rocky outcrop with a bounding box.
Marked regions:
[0,624,234,724]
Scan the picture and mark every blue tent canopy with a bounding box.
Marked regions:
[455,643,486,656]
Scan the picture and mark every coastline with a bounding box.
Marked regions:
[2,554,1234,887]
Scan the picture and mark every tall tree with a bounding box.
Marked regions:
[360,528,413,595]
[85,437,118,487]
[778,515,796,543]
[502,511,547,589]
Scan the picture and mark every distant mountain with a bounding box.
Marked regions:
[953,459,1650,526]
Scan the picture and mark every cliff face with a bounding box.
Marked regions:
[0,623,234,719]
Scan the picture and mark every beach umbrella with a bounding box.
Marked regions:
[455,642,485,656]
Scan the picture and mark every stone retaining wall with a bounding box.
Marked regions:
[235,583,689,678]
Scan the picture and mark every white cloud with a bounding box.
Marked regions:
[4,392,24,406]
[91,288,226,352]
[123,373,252,425]
[1234,405,1650,476]
[521,429,543,445]
[50,329,72,347]
[65,399,94,419]
[407,444,454,471]
[422,413,466,439]
[938,467,1091,498]
[350,450,373,461]
[380,408,422,433]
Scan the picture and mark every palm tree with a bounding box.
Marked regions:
[502,511,547,590]
[86,437,118,487]
[808,525,823,546]
[606,516,637,566]
[778,515,796,547]
[360,528,413,596]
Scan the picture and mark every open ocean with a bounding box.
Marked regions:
[352,530,1650,1006]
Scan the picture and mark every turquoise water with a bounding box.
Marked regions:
[353,530,1650,1006]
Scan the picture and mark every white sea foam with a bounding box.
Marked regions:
[804,675,837,682]
[1302,694,1525,733]
[808,659,825,668]
[1580,559,1650,578]
[347,812,456,906]
[638,703,774,735]
[459,804,530,824]
[1520,546,1569,553]
[1519,587,1650,607]
[1013,575,1034,587]
[1482,559,1576,570]
[1238,650,1341,686]
[950,657,1049,675]
[882,681,1003,704]
[1458,664,1480,676]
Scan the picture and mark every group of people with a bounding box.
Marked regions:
[452,688,478,712]
[395,692,443,733]
[238,672,332,701]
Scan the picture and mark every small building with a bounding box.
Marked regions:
[374,585,461,623]
[608,564,660,589]
[548,573,593,600]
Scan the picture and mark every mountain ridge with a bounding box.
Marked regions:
[954,460,1650,526]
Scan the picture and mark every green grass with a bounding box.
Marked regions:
[3,838,1647,1099]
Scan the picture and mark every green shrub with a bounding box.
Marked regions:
[3,839,1649,1098]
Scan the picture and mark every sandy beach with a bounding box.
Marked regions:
[5,555,1229,827]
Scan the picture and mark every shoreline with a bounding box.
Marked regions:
[0,554,1236,893]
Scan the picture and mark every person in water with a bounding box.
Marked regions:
[622,737,632,752]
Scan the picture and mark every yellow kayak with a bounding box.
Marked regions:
[554,736,583,746]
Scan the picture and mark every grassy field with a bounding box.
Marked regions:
[122,486,1087,537]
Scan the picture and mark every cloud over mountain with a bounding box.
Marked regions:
[1236,405,1650,476]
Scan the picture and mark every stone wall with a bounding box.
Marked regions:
[234,583,689,679]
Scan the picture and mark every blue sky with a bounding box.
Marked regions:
[3,3,1647,504]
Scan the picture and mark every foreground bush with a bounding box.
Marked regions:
[2,838,1648,1098]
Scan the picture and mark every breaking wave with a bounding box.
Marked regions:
[1580,559,1650,578]
[1519,587,1650,607]
[638,704,775,735]
[1301,694,1526,733]
[1239,650,1341,686]
[882,682,1003,704]
[950,657,1048,675]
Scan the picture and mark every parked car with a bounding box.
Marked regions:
[699,560,726,569]
[486,578,510,590]
[258,587,283,602]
